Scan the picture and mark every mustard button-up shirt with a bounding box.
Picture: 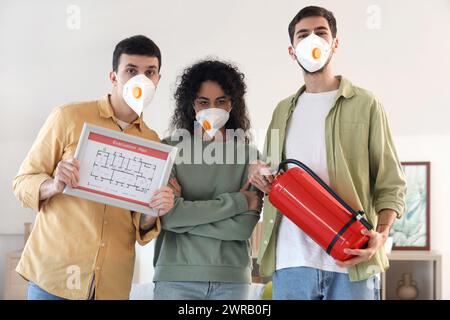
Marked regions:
[12,95,161,299]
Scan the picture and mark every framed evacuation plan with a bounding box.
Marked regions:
[63,123,177,216]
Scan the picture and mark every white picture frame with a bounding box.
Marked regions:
[63,123,177,216]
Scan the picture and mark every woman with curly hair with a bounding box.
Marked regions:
[152,60,263,300]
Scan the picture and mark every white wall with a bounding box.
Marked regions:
[1,0,449,298]
[394,135,450,300]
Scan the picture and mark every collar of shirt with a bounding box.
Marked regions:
[97,94,143,132]
[286,75,356,119]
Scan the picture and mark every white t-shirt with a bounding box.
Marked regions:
[276,89,349,274]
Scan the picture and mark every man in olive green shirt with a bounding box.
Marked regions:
[249,6,406,300]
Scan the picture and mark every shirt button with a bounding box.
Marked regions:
[101,242,106,247]
[270,219,274,224]
[104,220,108,225]
[264,240,268,245]
[96,266,101,271]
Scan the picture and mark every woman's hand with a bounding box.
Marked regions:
[168,177,182,198]
[240,180,263,213]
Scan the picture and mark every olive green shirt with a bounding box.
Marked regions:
[257,76,407,282]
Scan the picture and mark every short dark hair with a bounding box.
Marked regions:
[112,35,162,72]
[288,6,337,44]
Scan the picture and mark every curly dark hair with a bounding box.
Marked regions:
[170,59,251,136]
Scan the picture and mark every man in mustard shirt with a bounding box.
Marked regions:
[249,7,406,300]
[12,35,174,300]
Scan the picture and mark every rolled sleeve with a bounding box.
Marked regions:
[369,100,407,219]
[12,173,52,212]
[133,213,161,246]
[374,201,405,219]
[12,107,68,213]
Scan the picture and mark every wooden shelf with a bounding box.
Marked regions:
[381,251,442,300]
[387,250,441,261]
[4,250,28,300]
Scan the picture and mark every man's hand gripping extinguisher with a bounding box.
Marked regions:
[268,159,373,261]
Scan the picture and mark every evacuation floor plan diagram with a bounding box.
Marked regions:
[91,150,157,193]
[76,136,167,207]
[64,124,174,216]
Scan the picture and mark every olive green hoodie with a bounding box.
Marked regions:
[153,135,261,283]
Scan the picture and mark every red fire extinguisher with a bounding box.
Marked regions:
[268,159,373,261]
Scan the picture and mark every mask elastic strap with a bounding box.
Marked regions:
[114,72,123,85]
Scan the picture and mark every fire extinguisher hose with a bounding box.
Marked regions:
[277,159,373,255]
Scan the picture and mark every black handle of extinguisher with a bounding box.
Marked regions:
[277,159,373,230]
